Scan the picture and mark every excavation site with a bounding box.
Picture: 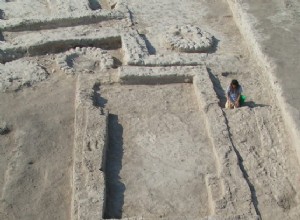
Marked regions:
[0,0,300,220]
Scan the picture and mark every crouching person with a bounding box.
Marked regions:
[226,79,243,109]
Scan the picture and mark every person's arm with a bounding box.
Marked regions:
[236,93,241,105]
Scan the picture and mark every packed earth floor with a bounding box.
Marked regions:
[0,0,299,220]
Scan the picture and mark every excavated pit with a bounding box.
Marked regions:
[100,83,217,219]
[0,37,122,64]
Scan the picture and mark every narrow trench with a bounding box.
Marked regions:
[0,37,122,63]
[91,83,125,218]
[28,37,122,55]
[103,114,125,219]
[5,14,118,32]
[207,68,262,218]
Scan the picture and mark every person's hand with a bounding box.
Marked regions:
[234,100,239,107]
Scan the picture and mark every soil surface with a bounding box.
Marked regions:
[0,71,75,220]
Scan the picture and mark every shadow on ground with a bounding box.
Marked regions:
[140,34,156,55]
[103,114,125,219]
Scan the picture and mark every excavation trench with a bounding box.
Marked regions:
[1,13,123,32]
[0,37,122,63]
[100,83,216,219]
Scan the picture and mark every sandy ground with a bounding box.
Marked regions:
[225,106,300,220]
[0,0,300,219]
[0,66,76,219]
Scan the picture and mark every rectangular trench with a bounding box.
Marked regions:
[100,83,217,219]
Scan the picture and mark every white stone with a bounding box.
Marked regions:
[164,25,214,53]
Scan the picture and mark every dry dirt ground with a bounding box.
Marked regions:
[0,0,300,220]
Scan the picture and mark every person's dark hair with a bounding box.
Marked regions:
[231,79,240,89]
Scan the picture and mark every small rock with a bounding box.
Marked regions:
[0,121,10,135]
[165,25,214,53]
